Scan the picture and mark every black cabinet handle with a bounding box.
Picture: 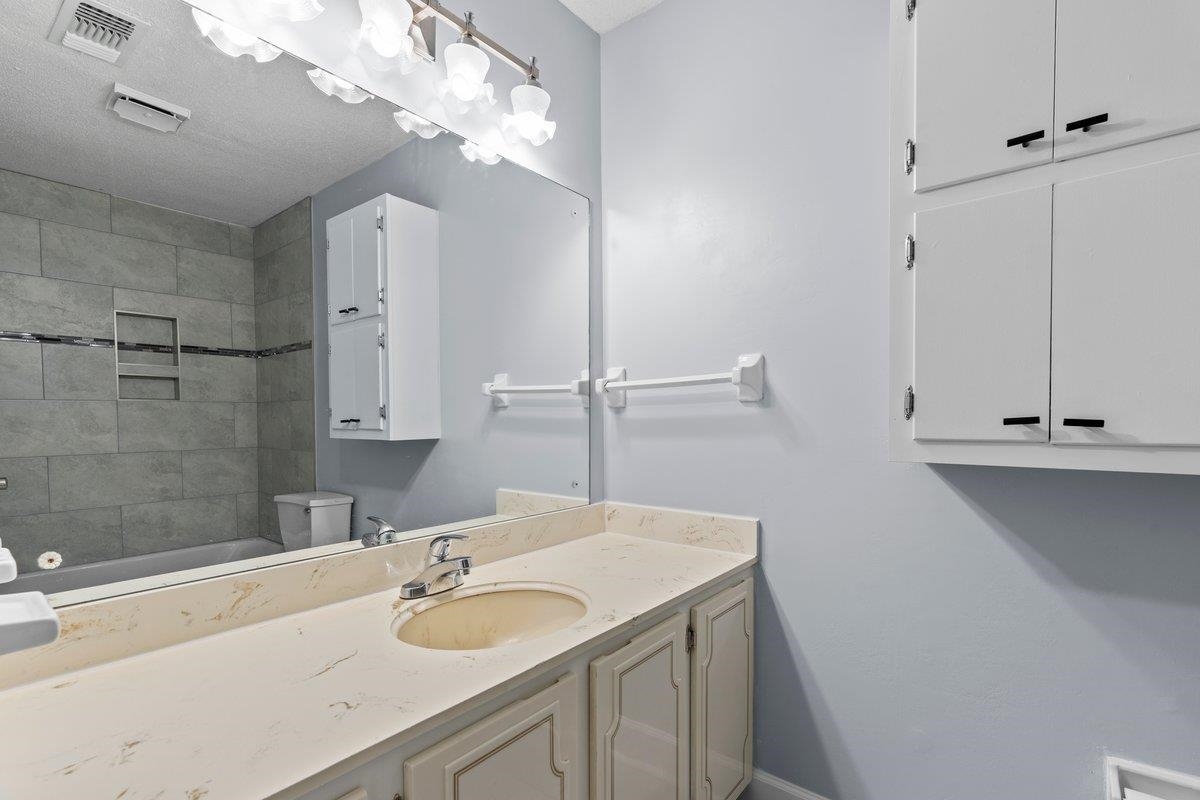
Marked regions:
[1007,130,1045,148]
[337,306,359,314]
[1003,416,1041,426]
[1065,113,1109,133]
[338,418,361,424]
[1063,418,1105,428]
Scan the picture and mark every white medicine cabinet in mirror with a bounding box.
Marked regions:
[0,0,590,606]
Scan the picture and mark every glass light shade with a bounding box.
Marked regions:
[501,84,557,146]
[394,110,444,139]
[460,140,501,165]
[192,9,282,63]
[444,42,491,101]
[307,69,374,104]
[259,0,325,22]
[356,0,419,72]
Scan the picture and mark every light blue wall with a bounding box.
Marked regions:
[600,1,1200,798]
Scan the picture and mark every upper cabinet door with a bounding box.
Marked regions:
[329,323,385,433]
[327,200,384,326]
[1055,0,1200,162]
[913,0,1056,191]
[1052,154,1200,446]
[913,187,1052,442]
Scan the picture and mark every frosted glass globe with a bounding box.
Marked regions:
[444,42,491,102]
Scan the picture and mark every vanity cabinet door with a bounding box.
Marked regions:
[329,322,385,433]
[404,675,582,800]
[690,580,754,800]
[913,0,1056,191]
[1051,154,1200,446]
[327,199,384,326]
[912,187,1052,442]
[590,615,690,800]
[1054,0,1200,162]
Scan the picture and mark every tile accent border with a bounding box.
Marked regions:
[0,330,311,360]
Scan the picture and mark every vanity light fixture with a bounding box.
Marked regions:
[394,109,444,139]
[191,9,282,62]
[460,139,501,165]
[437,13,495,115]
[258,0,325,22]
[356,0,422,74]
[307,68,374,103]
[501,59,556,146]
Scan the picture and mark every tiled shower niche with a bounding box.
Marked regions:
[115,311,181,400]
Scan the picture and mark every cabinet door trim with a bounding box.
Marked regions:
[690,580,754,800]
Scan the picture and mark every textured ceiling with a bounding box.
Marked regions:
[554,0,666,33]
[0,0,413,226]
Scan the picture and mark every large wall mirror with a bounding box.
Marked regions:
[0,0,590,605]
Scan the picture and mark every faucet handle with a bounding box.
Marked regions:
[428,533,469,562]
[363,515,399,548]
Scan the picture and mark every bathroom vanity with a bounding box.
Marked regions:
[0,502,757,800]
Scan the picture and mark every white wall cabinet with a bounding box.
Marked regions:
[913,0,1056,191]
[590,615,691,800]
[1054,0,1200,163]
[325,193,440,441]
[405,675,582,800]
[909,0,1200,190]
[912,187,1052,443]
[1051,154,1200,447]
[690,581,754,800]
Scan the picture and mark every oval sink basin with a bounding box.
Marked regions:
[393,583,588,651]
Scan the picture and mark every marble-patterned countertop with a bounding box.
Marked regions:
[0,531,754,799]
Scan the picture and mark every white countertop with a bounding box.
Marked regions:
[0,531,753,800]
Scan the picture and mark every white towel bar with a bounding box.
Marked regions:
[483,371,590,408]
[596,353,765,409]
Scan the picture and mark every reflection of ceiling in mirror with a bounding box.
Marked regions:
[554,0,667,33]
[0,0,414,225]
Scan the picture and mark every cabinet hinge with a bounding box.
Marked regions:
[376,214,384,231]
[685,625,696,653]
[327,345,332,357]
[905,0,916,21]
[904,385,915,421]
[327,407,332,418]
[325,239,331,252]
[904,234,915,270]
[380,405,387,420]
[378,333,386,349]
[378,287,385,304]
[904,139,916,175]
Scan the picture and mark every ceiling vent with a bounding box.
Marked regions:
[49,1,149,65]
[107,84,191,134]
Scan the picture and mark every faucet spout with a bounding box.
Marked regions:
[400,534,473,599]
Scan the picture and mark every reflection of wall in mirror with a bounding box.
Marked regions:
[312,134,591,536]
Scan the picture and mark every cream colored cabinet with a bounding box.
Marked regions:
[404,675,582,800]
[590,580,755,800]
[690,581,754,800]
[590,615,691,800]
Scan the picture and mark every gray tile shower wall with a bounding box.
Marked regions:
[0,167,302,574]
[253,198,316,543]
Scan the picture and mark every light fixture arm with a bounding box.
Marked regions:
[406,0,540,81]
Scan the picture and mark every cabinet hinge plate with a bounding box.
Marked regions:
[685,625,696,653]
[378,287,385,304]
[904,234,915,270]
[378,333,386,348]
[904,385,915,420]
[376,214,384,231]
[905,0,916,21]
[380,405,386,420]
[904,139,916,175]
[325,239,330,251]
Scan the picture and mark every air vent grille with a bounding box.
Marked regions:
[49,0,148,65]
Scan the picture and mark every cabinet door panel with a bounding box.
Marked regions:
[1055,0,1200,161]
[1052,155,1200,446]
[591,615,689,800]
[914,0,1056,191]
[327,202,383,326]
[913,187,1052,442]
[329,323,384,432]
[404,676,581,800]
[691,580,753,800]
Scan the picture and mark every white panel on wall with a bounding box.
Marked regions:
[913,0,1056,191]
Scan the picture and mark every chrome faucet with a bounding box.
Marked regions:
[400,534,472,600]
[362,515,402,548]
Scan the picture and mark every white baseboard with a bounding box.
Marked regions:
[743,769,832,800]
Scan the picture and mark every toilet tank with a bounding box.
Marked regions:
[273,491,354,551]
